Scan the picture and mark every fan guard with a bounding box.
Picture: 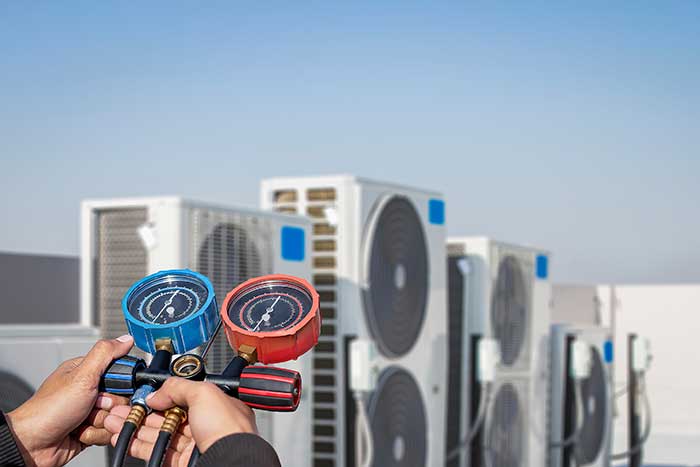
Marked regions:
[573,347,608,464]
[0,370,34,413]
[362,196,429,358]
[196,222,263,372]
[368,366,427,467]
[485,383,525,467]
[491,256,529,366]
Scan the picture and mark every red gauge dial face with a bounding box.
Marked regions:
[227,282,313,333]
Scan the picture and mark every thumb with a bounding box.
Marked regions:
[78,335,134,380]
[146,378,217,411]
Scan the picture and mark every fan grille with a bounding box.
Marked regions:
[574,347,607,464]
[96,208,148,360]
[486,382,526,467]
[491,256,529,367]
[368,367,427,467]
[0,371,34,413]
[363,196,428,358]
[190,208,272,373]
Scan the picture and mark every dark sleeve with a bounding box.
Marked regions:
[198,433,281,467]
[0,412,25,467]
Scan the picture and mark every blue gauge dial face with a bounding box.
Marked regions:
[127,276,209,325]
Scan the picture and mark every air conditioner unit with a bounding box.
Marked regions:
[261,175,448,467]
[80,196,313,466]
[447,237,551,467]
[549,324,613,467]
[0,325,106,467]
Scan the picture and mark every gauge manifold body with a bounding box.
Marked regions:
[221,274,321,364]
[122,269,220,354]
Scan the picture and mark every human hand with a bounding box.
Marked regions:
[104,377,258,466]
[104,406,195,467]
[6,336,134,467]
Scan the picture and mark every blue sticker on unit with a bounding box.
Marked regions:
[604,340,614,363]
[281,226,305,261]
[429,199,445,225]
[536,255,548,279]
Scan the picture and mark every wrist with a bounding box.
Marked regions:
[5,409,37,467]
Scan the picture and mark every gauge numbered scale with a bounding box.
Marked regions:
[122,270,220,354]
[221,275,321,364]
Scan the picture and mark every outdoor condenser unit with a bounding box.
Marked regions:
[81,196,313,466]
[262,175,448,467]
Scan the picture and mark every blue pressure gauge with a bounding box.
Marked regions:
[122,269,219,354]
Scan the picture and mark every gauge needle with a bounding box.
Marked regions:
[153,291,179,323]
[253,296,281,331]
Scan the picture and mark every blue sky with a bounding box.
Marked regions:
[1,1,698,283]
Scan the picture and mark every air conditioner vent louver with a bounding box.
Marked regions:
[274,190,297,203]
[273,187,340,465]
[307,206,327,218]
[313,224,336,235]
[313,257,336,269]
[307,188,336,201]
[275,206,297,214]
[190,208,272,373]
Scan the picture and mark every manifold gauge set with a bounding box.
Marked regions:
[99,269,321,467]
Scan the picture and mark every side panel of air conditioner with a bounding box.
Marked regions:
[0,329,106,467]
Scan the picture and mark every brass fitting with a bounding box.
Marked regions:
[125,405,147,426]
[155,338,174,353]
[161,407,187,434]
[237,344,258,364]
[172,354,204,378]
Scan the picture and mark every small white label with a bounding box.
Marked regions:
[138,223,158,251]
[457,258,471,275]
[324,207,339,227]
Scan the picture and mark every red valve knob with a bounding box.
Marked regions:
[237,366,302,412]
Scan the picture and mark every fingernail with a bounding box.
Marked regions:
[116,334,133,343]
[146,393,155,401]
[96,395,113,410]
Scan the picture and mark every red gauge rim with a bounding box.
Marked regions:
[221,274,320,340]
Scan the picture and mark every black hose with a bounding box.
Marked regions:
[111,421,138,467]
[187,447,201,467]
[147,431,172,467]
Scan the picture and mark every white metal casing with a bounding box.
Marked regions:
[0,325,106,466]
[548,324,613,467]
[447,236,552,467]
[262,175,448,467]
[80,196,313,466]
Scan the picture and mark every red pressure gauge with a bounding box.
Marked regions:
[221,275,321,364]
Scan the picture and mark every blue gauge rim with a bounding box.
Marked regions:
[121,269,216,331]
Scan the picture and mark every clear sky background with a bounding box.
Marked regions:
[1,2,698,284]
